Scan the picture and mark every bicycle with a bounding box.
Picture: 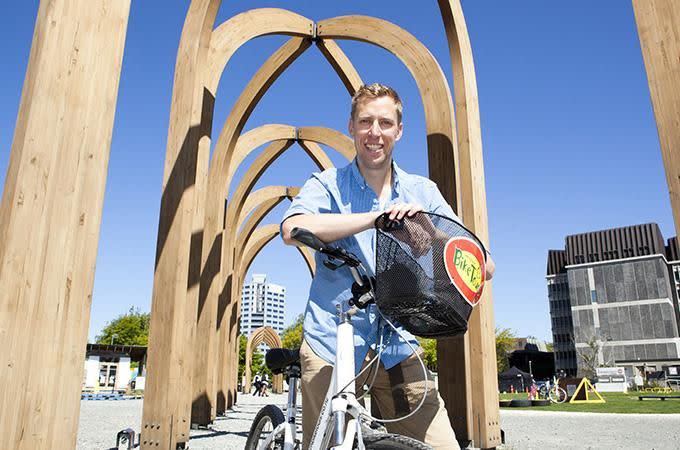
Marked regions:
[245,212,488,449]
[245,225,435,450]
[538,376,567,403]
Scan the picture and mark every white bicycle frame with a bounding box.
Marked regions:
[307,308,369,450]
[257,309,368,450]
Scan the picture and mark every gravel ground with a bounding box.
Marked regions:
[77,394,680,449]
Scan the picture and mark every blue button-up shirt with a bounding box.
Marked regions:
[282,159,458,371]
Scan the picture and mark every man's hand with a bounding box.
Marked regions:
[384,204,434,257]
[384,203,423,221]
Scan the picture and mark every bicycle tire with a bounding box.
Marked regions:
[549,386,567,404]
[244,404,286,450]
[362,432,433,450]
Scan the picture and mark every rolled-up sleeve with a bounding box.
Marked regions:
[280,175,332,235]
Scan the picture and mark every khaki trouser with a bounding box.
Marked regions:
[300,339,460,450]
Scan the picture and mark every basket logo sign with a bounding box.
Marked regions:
[443,237,485,306]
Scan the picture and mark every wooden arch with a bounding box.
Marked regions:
[215,128,352,414]
[243,326,284,394]
[143,1,498,448]
[434,2,500,446]
[194,30,358,420]
[199,14,457,420]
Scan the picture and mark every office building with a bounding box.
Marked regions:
[547,223,680,380]
[240,274,286,339]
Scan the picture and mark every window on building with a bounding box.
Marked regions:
[591,290,597,303]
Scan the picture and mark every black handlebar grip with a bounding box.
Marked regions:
[290,227,329,252]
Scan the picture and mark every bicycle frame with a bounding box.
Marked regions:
[258,303,370,450]
[307,303,369,450]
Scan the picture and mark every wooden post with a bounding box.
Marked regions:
[0,1,130,448]
[633,0,680,237]
[141,1,220,447]
[436,1,502,447]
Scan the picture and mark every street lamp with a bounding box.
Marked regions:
[110,333,118,346]
[517,373,524,392]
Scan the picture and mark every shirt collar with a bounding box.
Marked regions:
[350,158,402,194]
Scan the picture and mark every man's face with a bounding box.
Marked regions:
[348,96,403,172]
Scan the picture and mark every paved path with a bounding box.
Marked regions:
[77,394,680,449]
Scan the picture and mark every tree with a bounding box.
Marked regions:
[95,307,150,346]
[574,334,614,379]
[495,327,516,373]
[416,337,438,371]
[281,314,304,349]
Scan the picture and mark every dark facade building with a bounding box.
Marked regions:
[506,337,555,380]
[547,223,680,380]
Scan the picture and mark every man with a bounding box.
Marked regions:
[281,83,494,449]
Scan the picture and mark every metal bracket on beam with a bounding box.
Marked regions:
[294,127,300,142]
[311,22,318,41]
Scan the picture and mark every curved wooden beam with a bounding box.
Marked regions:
[434,3,499,447]
[234,186,300,264]
[237,226,314,293]
[238,185,299,229]
[216,125,352,414]
[204,28,360,413]
[206,24,357,414]
[297,126,356,161]
[316,15,460,212]
[225,131,353,273]
[239,224,280,279]
[297,141,334,171]
[143,0,221,445]
[227,125,296,194]
[222,141,293,265]
[197,39,310,414]
[316,38,363,95]
[196,139,292,416]
[206,9,314,92]
[244,326,283,394]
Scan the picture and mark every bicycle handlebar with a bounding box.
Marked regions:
[290,227,361,267]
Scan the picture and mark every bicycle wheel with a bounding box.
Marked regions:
[549,386,567,404]
[361,427,433,450]
[245,404,286,450]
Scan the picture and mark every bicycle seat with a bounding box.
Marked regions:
[265,348,300,374]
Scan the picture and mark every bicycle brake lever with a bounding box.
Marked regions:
[323,259,345,271]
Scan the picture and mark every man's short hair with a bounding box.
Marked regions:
[350,83,403,123]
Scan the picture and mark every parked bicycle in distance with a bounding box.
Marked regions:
[538,375,567,404]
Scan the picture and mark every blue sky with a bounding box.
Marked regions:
[0,1,674,343]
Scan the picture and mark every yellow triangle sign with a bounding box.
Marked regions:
[569,377,605,404]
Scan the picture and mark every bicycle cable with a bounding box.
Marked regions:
[359,267,431,425]
[334,261,432,424]
[355,319,386,401]
[373,314,430,424]
[336,324,385,400]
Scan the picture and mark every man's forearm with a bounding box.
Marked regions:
[281,212,380,245]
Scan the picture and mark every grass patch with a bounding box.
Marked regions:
[499,392,680,413]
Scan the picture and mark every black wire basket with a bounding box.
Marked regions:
[374,212,487,338]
